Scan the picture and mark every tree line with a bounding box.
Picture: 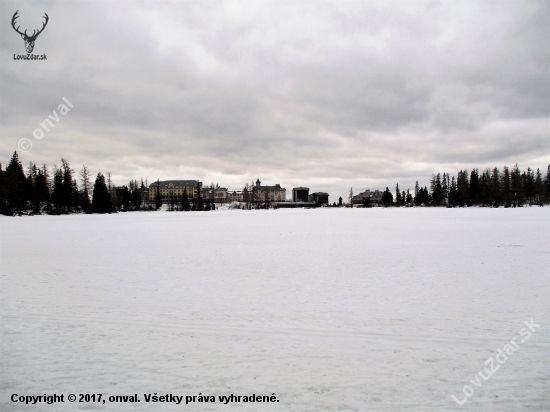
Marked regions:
[0,152,219,216]
[2,151,549,215]
[0,152,146,215]
[379,164,550,207]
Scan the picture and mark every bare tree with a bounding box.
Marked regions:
[79,165,91,212]
[79,165,91,192]
[243,183,250,209]
[106,171,117,210]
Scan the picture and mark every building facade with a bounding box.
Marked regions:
[308,192,329,205]
[352,189,383,206]
[202,186,229,203]
[229,191,244,202]
[292,187,310,202]
[148,180,202,203]
[252,179,286,202]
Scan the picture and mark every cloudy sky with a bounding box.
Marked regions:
[1,0,548,199]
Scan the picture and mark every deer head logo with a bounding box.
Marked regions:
[11,11,49,54]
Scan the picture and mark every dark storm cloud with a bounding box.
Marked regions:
[1,0,548,199]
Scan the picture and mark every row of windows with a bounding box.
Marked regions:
[149,190,196,199]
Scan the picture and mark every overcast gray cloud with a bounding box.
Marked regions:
[1,0,548,199]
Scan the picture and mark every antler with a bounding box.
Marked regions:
[11,11,49,40]
[11,11,27,37]
[31,13,49,39]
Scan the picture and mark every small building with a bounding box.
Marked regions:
[203,185,229,203]
[292,187,310,202]
[228,191,244,202]
[308,192,329,205]
[140,187,149,203]
[352,189,383,206]
[213,187,228,203]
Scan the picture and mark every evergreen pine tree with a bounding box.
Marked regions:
[5,151,27,213]
[511,164,524,206]
[395,184,401,206]
[469,169,480,205]
[502,166,512,207]
[81,187,91,213]
[0,162,6,215]
[35,167,50,209]
[181,190,190,211]
[92,173,111,213]
[120,186,130,211]
[60,159,74,211]
[51,167,64,213]
[382,187,393,206]
[435,173,443,205]
[448,176,458,206]
[406,189,413,205]
[478,169,489,205]
[491,167,502,207]
[523,168,535,204]
[26,162,40,213]
[414,181,420,206]
[42,164,52,197]
[155,179,162,210]
[457,170,469,207]
[534,168,545,206]
[72,179,80,211]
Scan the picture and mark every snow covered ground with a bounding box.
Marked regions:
[1,207,548,411]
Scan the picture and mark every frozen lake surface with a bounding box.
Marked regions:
[1,207,548,411]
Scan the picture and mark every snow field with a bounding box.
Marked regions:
[1,207,548,411]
